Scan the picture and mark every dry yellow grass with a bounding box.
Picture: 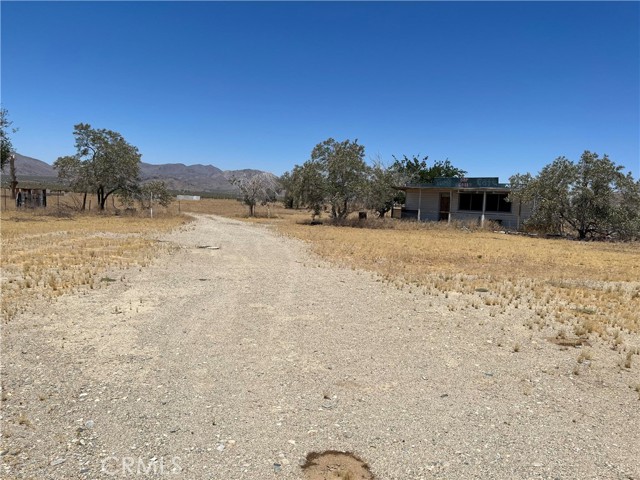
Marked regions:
[3,196,638,339]
[0,195,276,322]
[190,199,640,336]
[1,209,190,321]
[284,222,639,332]
[168,197,307,225]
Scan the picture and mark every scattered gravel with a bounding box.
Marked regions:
[1,215,638,479]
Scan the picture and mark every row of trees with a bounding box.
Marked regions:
[3,110,639,240]
[277,138,639,240]
[280,138,465,220]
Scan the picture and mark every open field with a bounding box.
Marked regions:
[1,214,638,479]
[169,196,306,224]
[281,222,640,335]
[3,196,639,346]
[176,198,640,340]
[0,209,189,321]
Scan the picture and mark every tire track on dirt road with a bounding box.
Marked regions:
[2,215,639,479]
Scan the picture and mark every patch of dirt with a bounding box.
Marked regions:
[302,451,374,480]
[546,336,592,347]
[2,215,639,479]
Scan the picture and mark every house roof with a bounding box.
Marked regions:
[399,177,510,191]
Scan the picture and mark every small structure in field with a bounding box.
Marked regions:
[397,177,532,229]
[176,195,201,201]
[15,188,48,208]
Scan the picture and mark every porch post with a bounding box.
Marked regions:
[481,191,487,226]
[417,188,422,221]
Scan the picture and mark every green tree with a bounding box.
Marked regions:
[506,172,534,229]
[282,166,308,210]
[130,181,174,210]
[364,154,466,215]
[366,159,402,217]
[281,162,325,217]
[1,107,19,198]
[610,173,640,239]
[511,151,640,240]
[145,181,173,208]
[54,124,141,210]
[391,154,467,184]
[0,107,16,171]
[54,155,92,209]
[282,138,368,221]
[310,138,368,220]
[391,154,428,184]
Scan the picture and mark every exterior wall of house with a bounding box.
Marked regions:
[404,188,533,229]
[404,189,440,221]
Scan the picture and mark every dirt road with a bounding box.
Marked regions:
[2,215,639,479]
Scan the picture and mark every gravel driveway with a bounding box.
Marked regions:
[2,215,639,479]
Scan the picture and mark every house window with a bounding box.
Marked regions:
[458,193,511,212]
[458,193,484,211]
[485,193,511,212]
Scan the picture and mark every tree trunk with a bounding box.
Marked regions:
[338,203,349,220]
[82,192,87,211]
[9,155,18,199]
[97,186,108,210]
[101,188,118,211]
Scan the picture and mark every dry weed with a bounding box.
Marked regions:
[282,223,639,334]
[194,200,640,339]
[1,209,189,321]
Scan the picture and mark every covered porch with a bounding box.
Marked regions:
[397,177,530,230]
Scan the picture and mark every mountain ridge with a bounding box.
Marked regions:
[7,153,270,193]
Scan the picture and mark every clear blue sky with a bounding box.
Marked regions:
[2,1,639,179]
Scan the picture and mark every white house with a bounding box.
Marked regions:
[396,177,532,230]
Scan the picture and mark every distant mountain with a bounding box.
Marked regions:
[9,153,56,177]
[222,169,265,180]
[138,162,269,193]
[8,154,273,194]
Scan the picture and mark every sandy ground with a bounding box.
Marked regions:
[1,215,639,480]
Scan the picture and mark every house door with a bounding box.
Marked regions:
[439,193,450,221]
